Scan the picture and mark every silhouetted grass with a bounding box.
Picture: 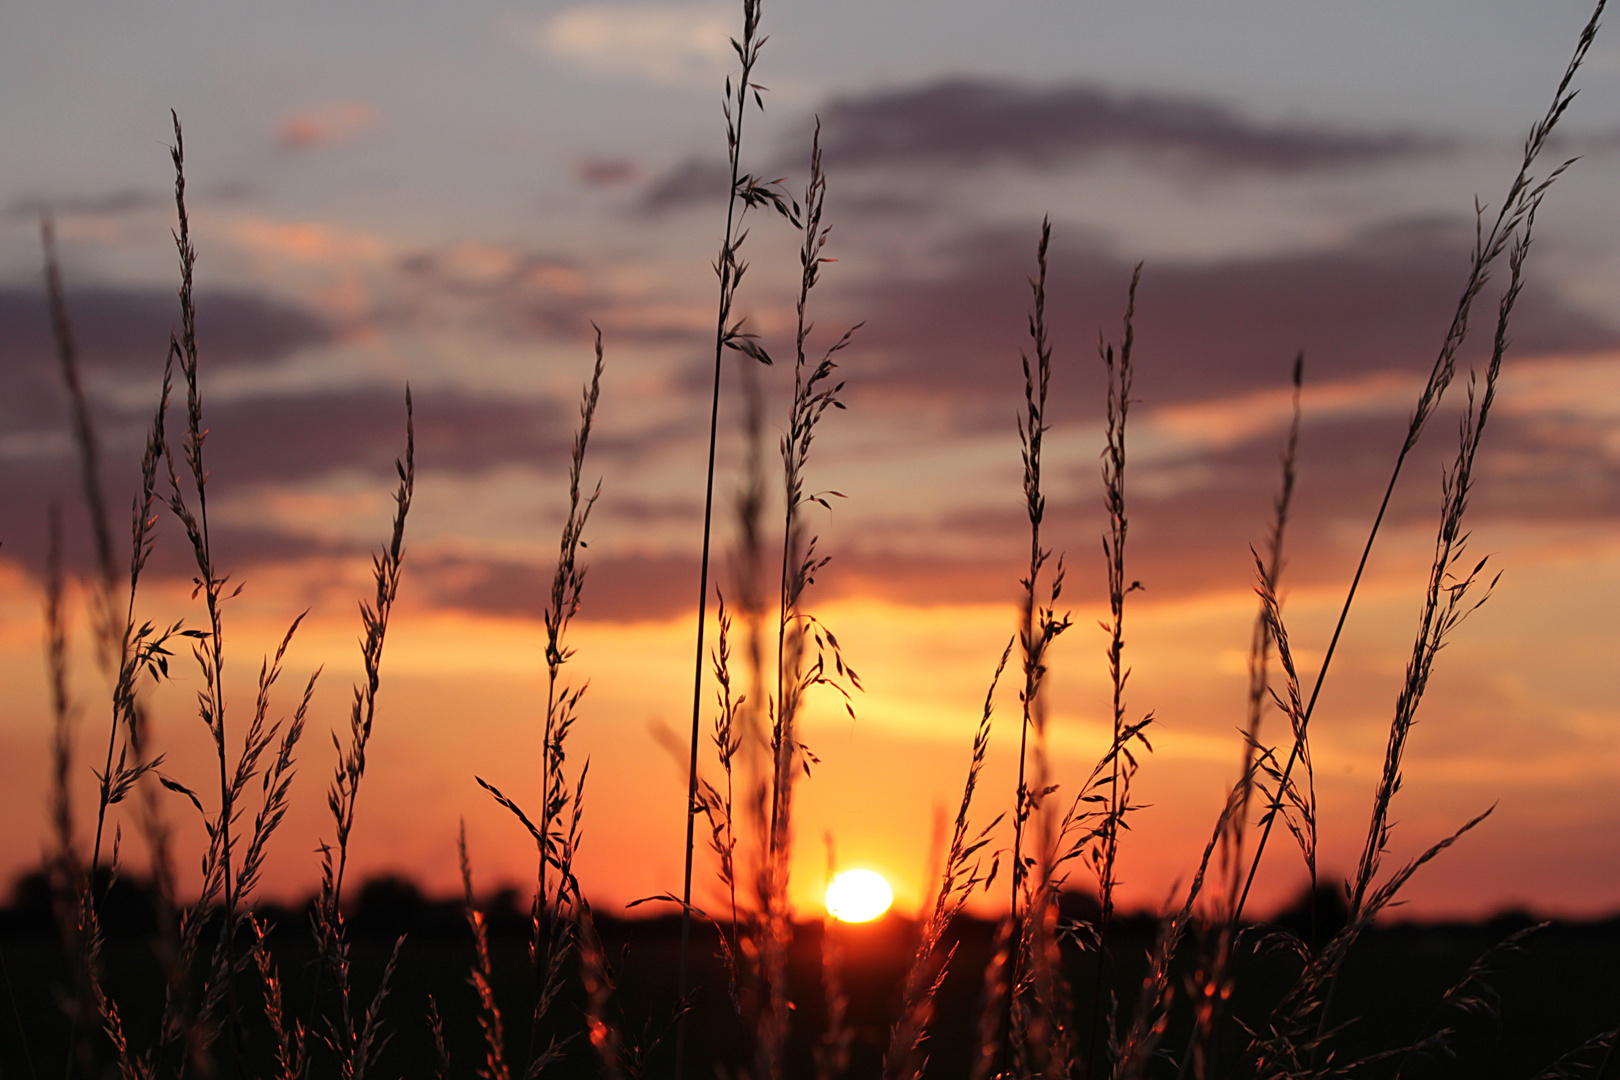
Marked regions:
[14,0,1620,1078]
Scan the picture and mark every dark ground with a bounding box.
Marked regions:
[2,874,1616,1079]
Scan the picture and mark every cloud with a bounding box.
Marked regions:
[816,80,1446,173]
[389,238,713,349]
[10,363,1611,627]
[639,157,730,215]
[575,157,640,187]
[398,243,588,299]
[276,101,377,149]
[639,78,1447,213]
[0,376,576,585]
[395,401,1434,624]
[199,387,568,485]
[6,223,1613,628]
[807,396,1620,617]
[0,285,334,439]
[228,217,388,265]
[3,189,167,222]
[1548,126,1620,157]
[849,217,1619,428]
[516,4,734,87]
[0,283,396,582]
[426,551,690,623]
[408,428,1428,623]
[1475,410,1620,525]
[391,242,613,343]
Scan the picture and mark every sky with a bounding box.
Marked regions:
[3,1,1620,923]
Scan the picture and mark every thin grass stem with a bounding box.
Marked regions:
[677,5,781,1071]
[1234,0,1605,924]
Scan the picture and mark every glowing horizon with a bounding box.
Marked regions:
[2,1,1619,929]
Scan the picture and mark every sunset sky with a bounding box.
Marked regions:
[3,1,1620,923]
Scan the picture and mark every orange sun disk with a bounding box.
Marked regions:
[825,869,894,922]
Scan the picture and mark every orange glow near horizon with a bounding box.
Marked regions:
[3,547,1620,922]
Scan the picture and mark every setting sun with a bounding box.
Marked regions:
[825,869,894,923]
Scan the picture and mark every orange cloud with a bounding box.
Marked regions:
[227,216,387,265]
[277,101,377,149]
[575,157,639,187]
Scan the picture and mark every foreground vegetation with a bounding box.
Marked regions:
[5,882,1620,1078]
[9,1,1619,1077]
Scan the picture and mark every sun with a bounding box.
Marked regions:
[825,869,894,923]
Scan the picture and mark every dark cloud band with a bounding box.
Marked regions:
[641,78,1447,213]
[851,218,1618,425]
[817,79,1446,172]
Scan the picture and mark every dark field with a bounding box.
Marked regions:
[4,877,1617,1079]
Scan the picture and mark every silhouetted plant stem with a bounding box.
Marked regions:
[473,340,608,1076]
[531,330,604,1070]
[886,640,1009,1080]
[159,113,250,1073]
[678,4,778,1073]
[43,505,89,1080]
[1005,217,1073,1076]
[1086,265,1142,1075]
[41,217,97,1080]
[1596,1029,1620,1080]
[43,214,181,944]
[311,388,413,1076]
[1305,201,1533,1073]
[461,825,512,1080]
[41,217,117,656]
[1233,0,1602,924]
[758,118,858,1080]
[1008,220,1047,1003]
[1177,353,1303,1080]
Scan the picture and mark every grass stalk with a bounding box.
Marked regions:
[250,914,307,1080]
[1536,1029,1620,1080]
[886,640,1011,1080]
[1347,218,1527,919]
[694,597,745,1010]
[1232,354,1304,923]
[155,112,266,1071]
[677,1,792,1067]
[1387,921,1545,1080]
[757,119,858,1080]
[41,221,121,898]
[476,338,607,1075]
[1300,181,1539,1070]
[460,824,512,1080]
[1115,767,1255,1080]
[1178,355,1303,1080]
[1006,216,1075,1077]
[532,329,605,1067]
[1233,0,1605,924]
[1086,265,1143,1074]
[44,212,192,1080]
[40,218,117,666]
[45,505,75,913]
[313,388,414,1072]
[42,505,92,1080]
[428,994,453,1080]
[1243,807,1494,1074]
